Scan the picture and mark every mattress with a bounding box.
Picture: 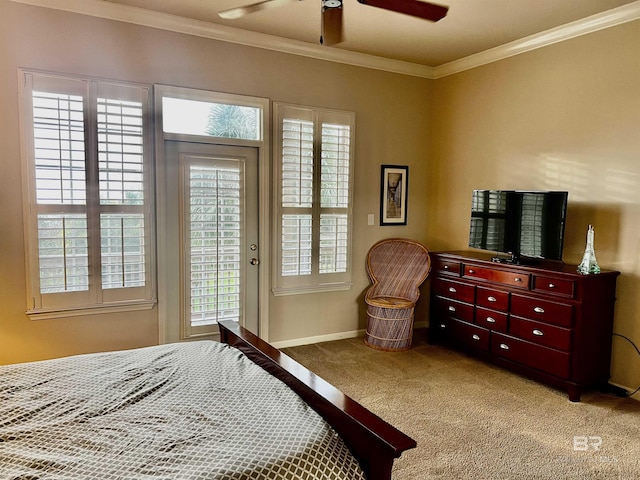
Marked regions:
[0,341,366,479]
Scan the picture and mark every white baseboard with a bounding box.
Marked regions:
[272,329,365,349]
[271,321,429,349]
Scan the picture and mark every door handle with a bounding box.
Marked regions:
[250,258,259,265]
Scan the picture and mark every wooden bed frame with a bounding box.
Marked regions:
[218,320,417,480]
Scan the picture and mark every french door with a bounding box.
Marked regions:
[163,141,259,341]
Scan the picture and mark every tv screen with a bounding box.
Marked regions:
[468,190,568,263]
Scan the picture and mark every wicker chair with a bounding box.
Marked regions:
[364,238,431,351]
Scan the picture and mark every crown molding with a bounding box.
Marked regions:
[8,0,640,80]
[7,0,435,78]
[433,1,640,79]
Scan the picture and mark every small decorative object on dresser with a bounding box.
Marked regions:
[429,251,619,402]
[577,224,601,274]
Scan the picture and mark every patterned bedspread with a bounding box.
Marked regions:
[0,341,366,480]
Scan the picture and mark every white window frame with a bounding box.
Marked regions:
[272,102,355,296]
[19,69,156,319]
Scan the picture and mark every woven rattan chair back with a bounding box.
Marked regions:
[364,239,431,351]
[366,239,431,302]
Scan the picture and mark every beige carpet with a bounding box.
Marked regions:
[283,331,640,480]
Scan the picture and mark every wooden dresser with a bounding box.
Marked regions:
[429,251,620,401]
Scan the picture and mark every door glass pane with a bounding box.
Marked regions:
[188,163,242,327]
[163,97,260,140]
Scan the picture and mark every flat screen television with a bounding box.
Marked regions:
[468,190,568,264]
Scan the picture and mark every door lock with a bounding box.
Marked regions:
[250,258,260,265]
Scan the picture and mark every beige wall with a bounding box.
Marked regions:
[429,20,640,390]
[0,2,432,363]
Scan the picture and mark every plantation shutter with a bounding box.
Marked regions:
[21,71,154,316]
[274,103,355,295]
[281,116,313,277]
[319,122,351,274]
[97,86,147,292]
[182,157,244,337]
[31,84,89,296]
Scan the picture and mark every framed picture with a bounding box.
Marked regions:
[380,165,408,226]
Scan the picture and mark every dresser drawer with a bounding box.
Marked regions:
[462,265,530,289]
[492,332,570,379]
[510,294,573,327]
[451,319,490,352]
[434,258,461,276]
[432,278,475,304]
[433,297,474,323]
[429,316,453,343]
[510,316,572,351]
[533,275,575,298]
[475,307,508,333]
[476,286,509,312]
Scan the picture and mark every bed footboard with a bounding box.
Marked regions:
[218,320,416,480]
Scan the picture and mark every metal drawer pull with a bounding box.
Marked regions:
[472,334,480,341]
[533,329,544,336]
[449,287,457,293]
[548,283,556,288]
[487,296,497,302]
[440,323,446,329]
[486,317,496,323]
[534,306,545,314]
[514,277,522,282]
[448,306,456,312]
[499,343,510,350]
[444,265,450,270]
[468,269,475,274]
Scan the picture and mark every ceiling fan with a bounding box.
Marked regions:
[218,0,449,46]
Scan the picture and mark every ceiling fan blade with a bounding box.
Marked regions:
[218,0,298,20]
[356,0,448,22]
[320,5,343,45]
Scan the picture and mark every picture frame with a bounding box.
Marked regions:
[380,165,408,226]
